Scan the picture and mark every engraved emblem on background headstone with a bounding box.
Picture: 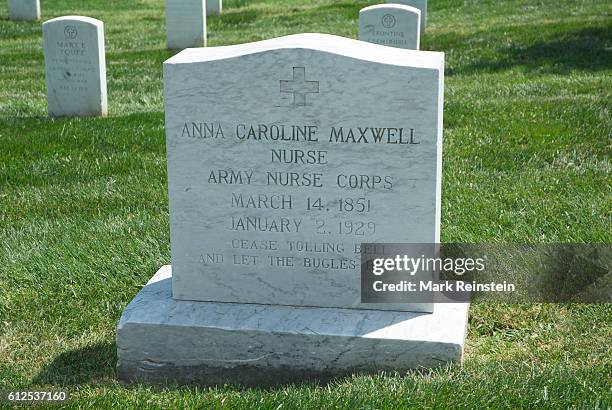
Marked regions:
[279,67,319,107]
[64,25,78,39]
[382,13,396,28]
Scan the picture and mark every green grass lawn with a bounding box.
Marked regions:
[1,0,611,407]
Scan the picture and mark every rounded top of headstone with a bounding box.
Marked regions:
[43,15,103,28]
[164,33,442,69]
[360,3,421,16]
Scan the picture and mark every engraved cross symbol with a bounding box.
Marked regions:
[280,67,319,106]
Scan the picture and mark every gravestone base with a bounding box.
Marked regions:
[117,266,469,386]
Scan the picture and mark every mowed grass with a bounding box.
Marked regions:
[0,0,611,407]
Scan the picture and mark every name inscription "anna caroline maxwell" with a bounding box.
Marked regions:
[180,122,421,145]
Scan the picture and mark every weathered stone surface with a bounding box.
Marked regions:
[43,16,107,117]
[164,33,444,313]
[117,266,469,386]
[359,4,420,50]
[388,0,427,32]
[166,0,206,49]
[8,0,40,21]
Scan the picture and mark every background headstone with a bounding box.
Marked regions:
[207,0,222,16]
[8,0,40,21]
[388,0,427,32]
[359,4,421,50]
[43,16,108,117]
[166,0,206,49]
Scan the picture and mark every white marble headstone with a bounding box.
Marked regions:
[8,0,40,21]
[166,0,206,49]
[206,0,222,16]
[43,16,108,117]
[359,4,420,50]
[164,34,444,313]
[388,0,427,32]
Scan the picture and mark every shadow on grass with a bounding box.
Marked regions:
[32,342,117,386]
[227,0,271,8]
[294,2,362,25]
[0,20,42,41]
[217,9,260,26]
[451,26,611,75]
[222,1,361,30]
[0,112,166,189]
[109,47,174,61]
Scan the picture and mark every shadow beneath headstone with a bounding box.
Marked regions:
[32,342,117,386]
[449,26,611,75]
